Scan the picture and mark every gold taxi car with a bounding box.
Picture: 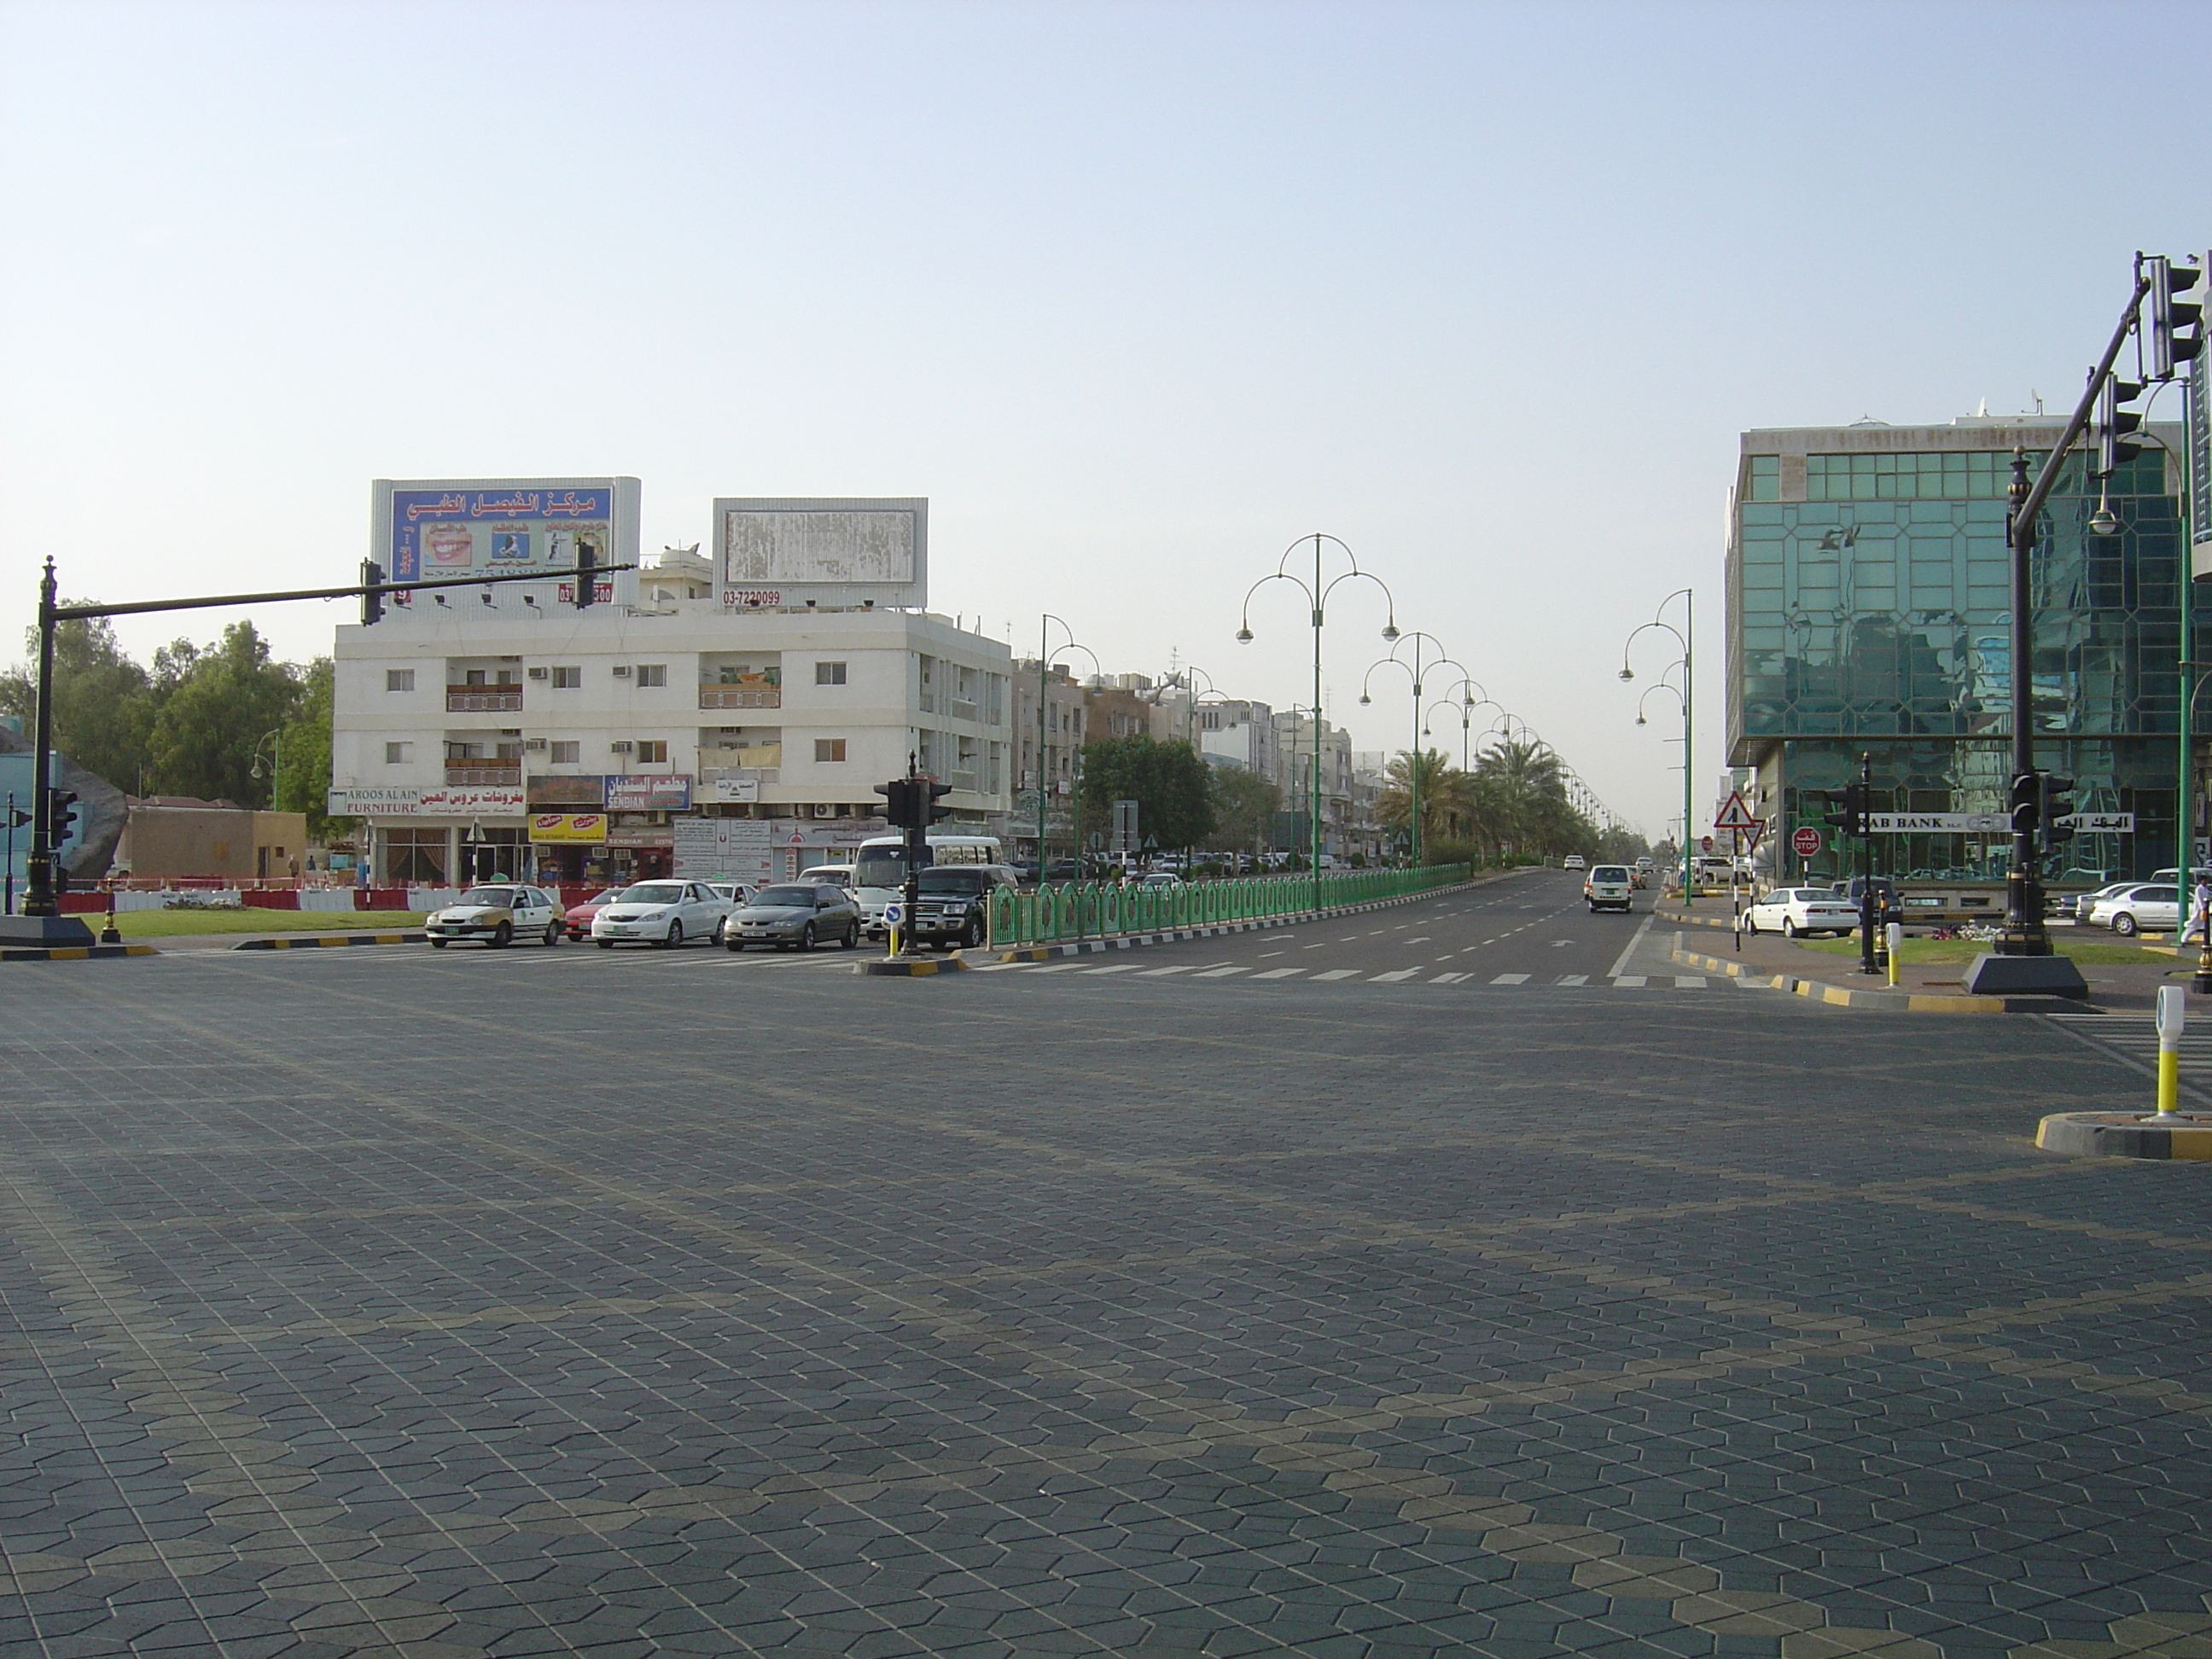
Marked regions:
[426,884,565,949]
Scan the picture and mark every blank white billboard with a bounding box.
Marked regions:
[713,498,927,610]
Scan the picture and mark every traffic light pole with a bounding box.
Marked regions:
[1858,753,1879,977]
[3,556,630,945]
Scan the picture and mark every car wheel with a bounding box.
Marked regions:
[711,917,727,946]
[726,936,744,952]
[2114,913,2139,937]
[800,923,815,952]
[492,922,512,949]
[843,922,859,949]
[596,940,613,949]
[430,938,447,949]
[1783,920,1801,939]
[961,917,982,950]
[1744,915,1758,935]
[662,920,684,949]
[544,922,562,946]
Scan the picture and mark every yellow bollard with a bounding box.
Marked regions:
[2148,985,2186,1122]
[1885,921,1902,987]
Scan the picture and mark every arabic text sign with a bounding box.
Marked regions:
[671,818,776,883]
[605,774,692,811]
[327,786,526,818]
[2058,812,2134,833]
[373,476,638,590]
[1866,812,2008,833]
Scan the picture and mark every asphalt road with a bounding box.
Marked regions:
[1,882,2207,1658]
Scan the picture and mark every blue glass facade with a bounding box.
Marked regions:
[1727,423,2193,886]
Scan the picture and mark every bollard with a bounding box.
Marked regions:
[2146,984,2188,1123]
[99,896,123,946]
[1885,921,1902,987]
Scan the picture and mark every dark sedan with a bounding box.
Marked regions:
[725,883,862,951]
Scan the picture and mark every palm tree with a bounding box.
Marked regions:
[1471,738,1588,859]
[1371,748,1465,860]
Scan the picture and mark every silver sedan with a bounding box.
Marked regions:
[725,883,863,952]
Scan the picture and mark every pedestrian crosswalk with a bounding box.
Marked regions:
[979,958,1727,990]
[2046,1013,2212,1089]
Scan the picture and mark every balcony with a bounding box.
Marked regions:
[444,761,521,785]
[698,684,782,710]
[447,685,522,713]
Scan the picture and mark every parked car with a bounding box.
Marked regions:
[562,886,626,934]
[907,864,1022,950]
[427,885,565,948]
[1583,864,1633,912]
[1042,859,1083,882]
[1563,854,1586,870]
[2088,882,2180,937]
[1743,886,1861,939]
[704,882,756,909]
[726,882,862,951]
[1138,871,1185,889]
[797,864,857,888]
[590,880,737,948]
[2055,879,2139,923]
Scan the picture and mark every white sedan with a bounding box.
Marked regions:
[590,880,737,948]
[2087,883,2180,938]
[1743,886,1862,939]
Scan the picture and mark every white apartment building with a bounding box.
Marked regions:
[331,550,1014,885]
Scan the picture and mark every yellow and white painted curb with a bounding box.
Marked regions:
[0,943,160,963]
[1667,940,2057,1014]
[231,932,428,951]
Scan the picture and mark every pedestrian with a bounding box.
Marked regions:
[2189,875,2211,944]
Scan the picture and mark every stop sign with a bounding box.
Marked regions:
[1792,826,1823,858]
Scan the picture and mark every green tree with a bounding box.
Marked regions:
[146,620,303,803]
[1371,748,1465,860]
[1080,734,1216,854]
[0,607,160,793]
[278,657,357,841]
[1204,765,1279,858]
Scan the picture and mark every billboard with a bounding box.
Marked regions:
[605,775,692,811]
[529,813,608,843]
[371,477,641,607]
[527,775,606,809]
[327,785,526,818]
[713,497,926,610]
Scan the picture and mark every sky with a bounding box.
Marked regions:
[2,0,2205,837]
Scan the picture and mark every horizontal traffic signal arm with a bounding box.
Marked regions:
[45,562,637,625]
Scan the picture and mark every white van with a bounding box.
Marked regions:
[852,835,1004,939]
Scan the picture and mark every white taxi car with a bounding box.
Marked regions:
[427,885,565,949]
[590,880,737,949]
[1743,886,1861,939]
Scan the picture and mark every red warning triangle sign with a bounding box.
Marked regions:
[1713,790,1759,831]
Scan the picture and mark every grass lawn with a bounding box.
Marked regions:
[108,908,428,937]
[1797,934,2170,966]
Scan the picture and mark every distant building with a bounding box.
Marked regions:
[1727,416,2192,888]
[114,798,309,882]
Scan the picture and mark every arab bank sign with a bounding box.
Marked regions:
[1861,812,2134,834]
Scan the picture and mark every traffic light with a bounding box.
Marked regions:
[875,777,922,829]
[573,533,599,609]
[2009,771,2040,835]
[1813,785,1863,837]
[923,778,953,826]
[360,560,386,626]
[2040,773,2077,847]
[2149,255,2203,381]
[2096,374,2145,476]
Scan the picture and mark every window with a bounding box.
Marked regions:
[552,666,581,689]
[550,741,580,765]
[634,740,669,763]
[465,669,487,685]
[816,661,847,685]
[384,742,412,765]
[635,664,667,688]
[815,738,847,763]
[385,669,415,693]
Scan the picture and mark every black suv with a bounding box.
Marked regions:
[910,864,1020,951]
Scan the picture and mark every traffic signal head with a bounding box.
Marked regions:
[49,789,79,844]
[925,780,953,826]
[1812,787,1861,837]
[2150,255,2203,380]
[2040,773,2077,846]
[875,777,922,829]
[573,535,599,609]
[2096,375,2145,476]
[2009,770,2040,834]
[360,560,385,626]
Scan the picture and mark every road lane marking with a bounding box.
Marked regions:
[1371,969,1421,982]
[1431,972,1471,984]
[1490,973,1530,985]
[1026,961,1091,973]
[1136,963,1205,976]
[1612,975,1648,987]
[1557,974,1588,986]
[1253,969,1304,979]
[1673,975,1709,988]
[1312,969,1361,981]
[1606,912,1656,980]
[1191,967,1250,978]
[1080,963,1146,975]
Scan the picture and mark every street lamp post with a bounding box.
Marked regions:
[1238,534,1397,911]
[1034,616,1098,878]
[1359,634,1466,868]
[1621,590,1693,911]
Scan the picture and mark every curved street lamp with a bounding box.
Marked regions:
[1621,588,1694,909]
[1035,615,1100,876]
[1237,534,1397,906]
[1359,632,1466,867]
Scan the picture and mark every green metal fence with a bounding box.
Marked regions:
[988,864,1474,947]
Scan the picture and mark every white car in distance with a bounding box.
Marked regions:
[1743,886,1862,939]
[2087,883,2180,938]
[590,880,737,949]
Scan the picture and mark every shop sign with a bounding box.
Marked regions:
[527,774,606,809]
[606,774,692,811]
[672,818,776,882]
[327,785,527,817]
[528,813,608,844]
[708,774,760,803]
[605,825,675,849]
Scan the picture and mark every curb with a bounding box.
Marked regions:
[2035,1111,2212,1160]
[984,877,1501,965]
[856,953,971,976]
[0,943,160,963]
[1667,940,2079,1014]
[230,932,428,951]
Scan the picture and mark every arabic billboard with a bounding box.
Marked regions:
[528,813,608,844]
[527,775,606,809]
[605,775,692,811]
[327,785,526,818]
[371,477,641,606]
[713,497,927,610]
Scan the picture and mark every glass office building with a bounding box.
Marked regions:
[1727,417,2192,889]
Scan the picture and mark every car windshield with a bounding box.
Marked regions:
[754,886,816,906]
[918,870,989,894]
[457,888,516,906]
[618,883,684,905]
[1592,868,1628,881]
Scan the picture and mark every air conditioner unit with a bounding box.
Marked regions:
[612,665,632,678]
[812,803,835,819]
[527,667,549,680]
[523,738,548,752]
[610,740,635,753]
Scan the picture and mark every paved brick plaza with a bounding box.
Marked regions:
[1,935,2208,1657]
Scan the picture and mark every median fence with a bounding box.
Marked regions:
[988,864,1474,947]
